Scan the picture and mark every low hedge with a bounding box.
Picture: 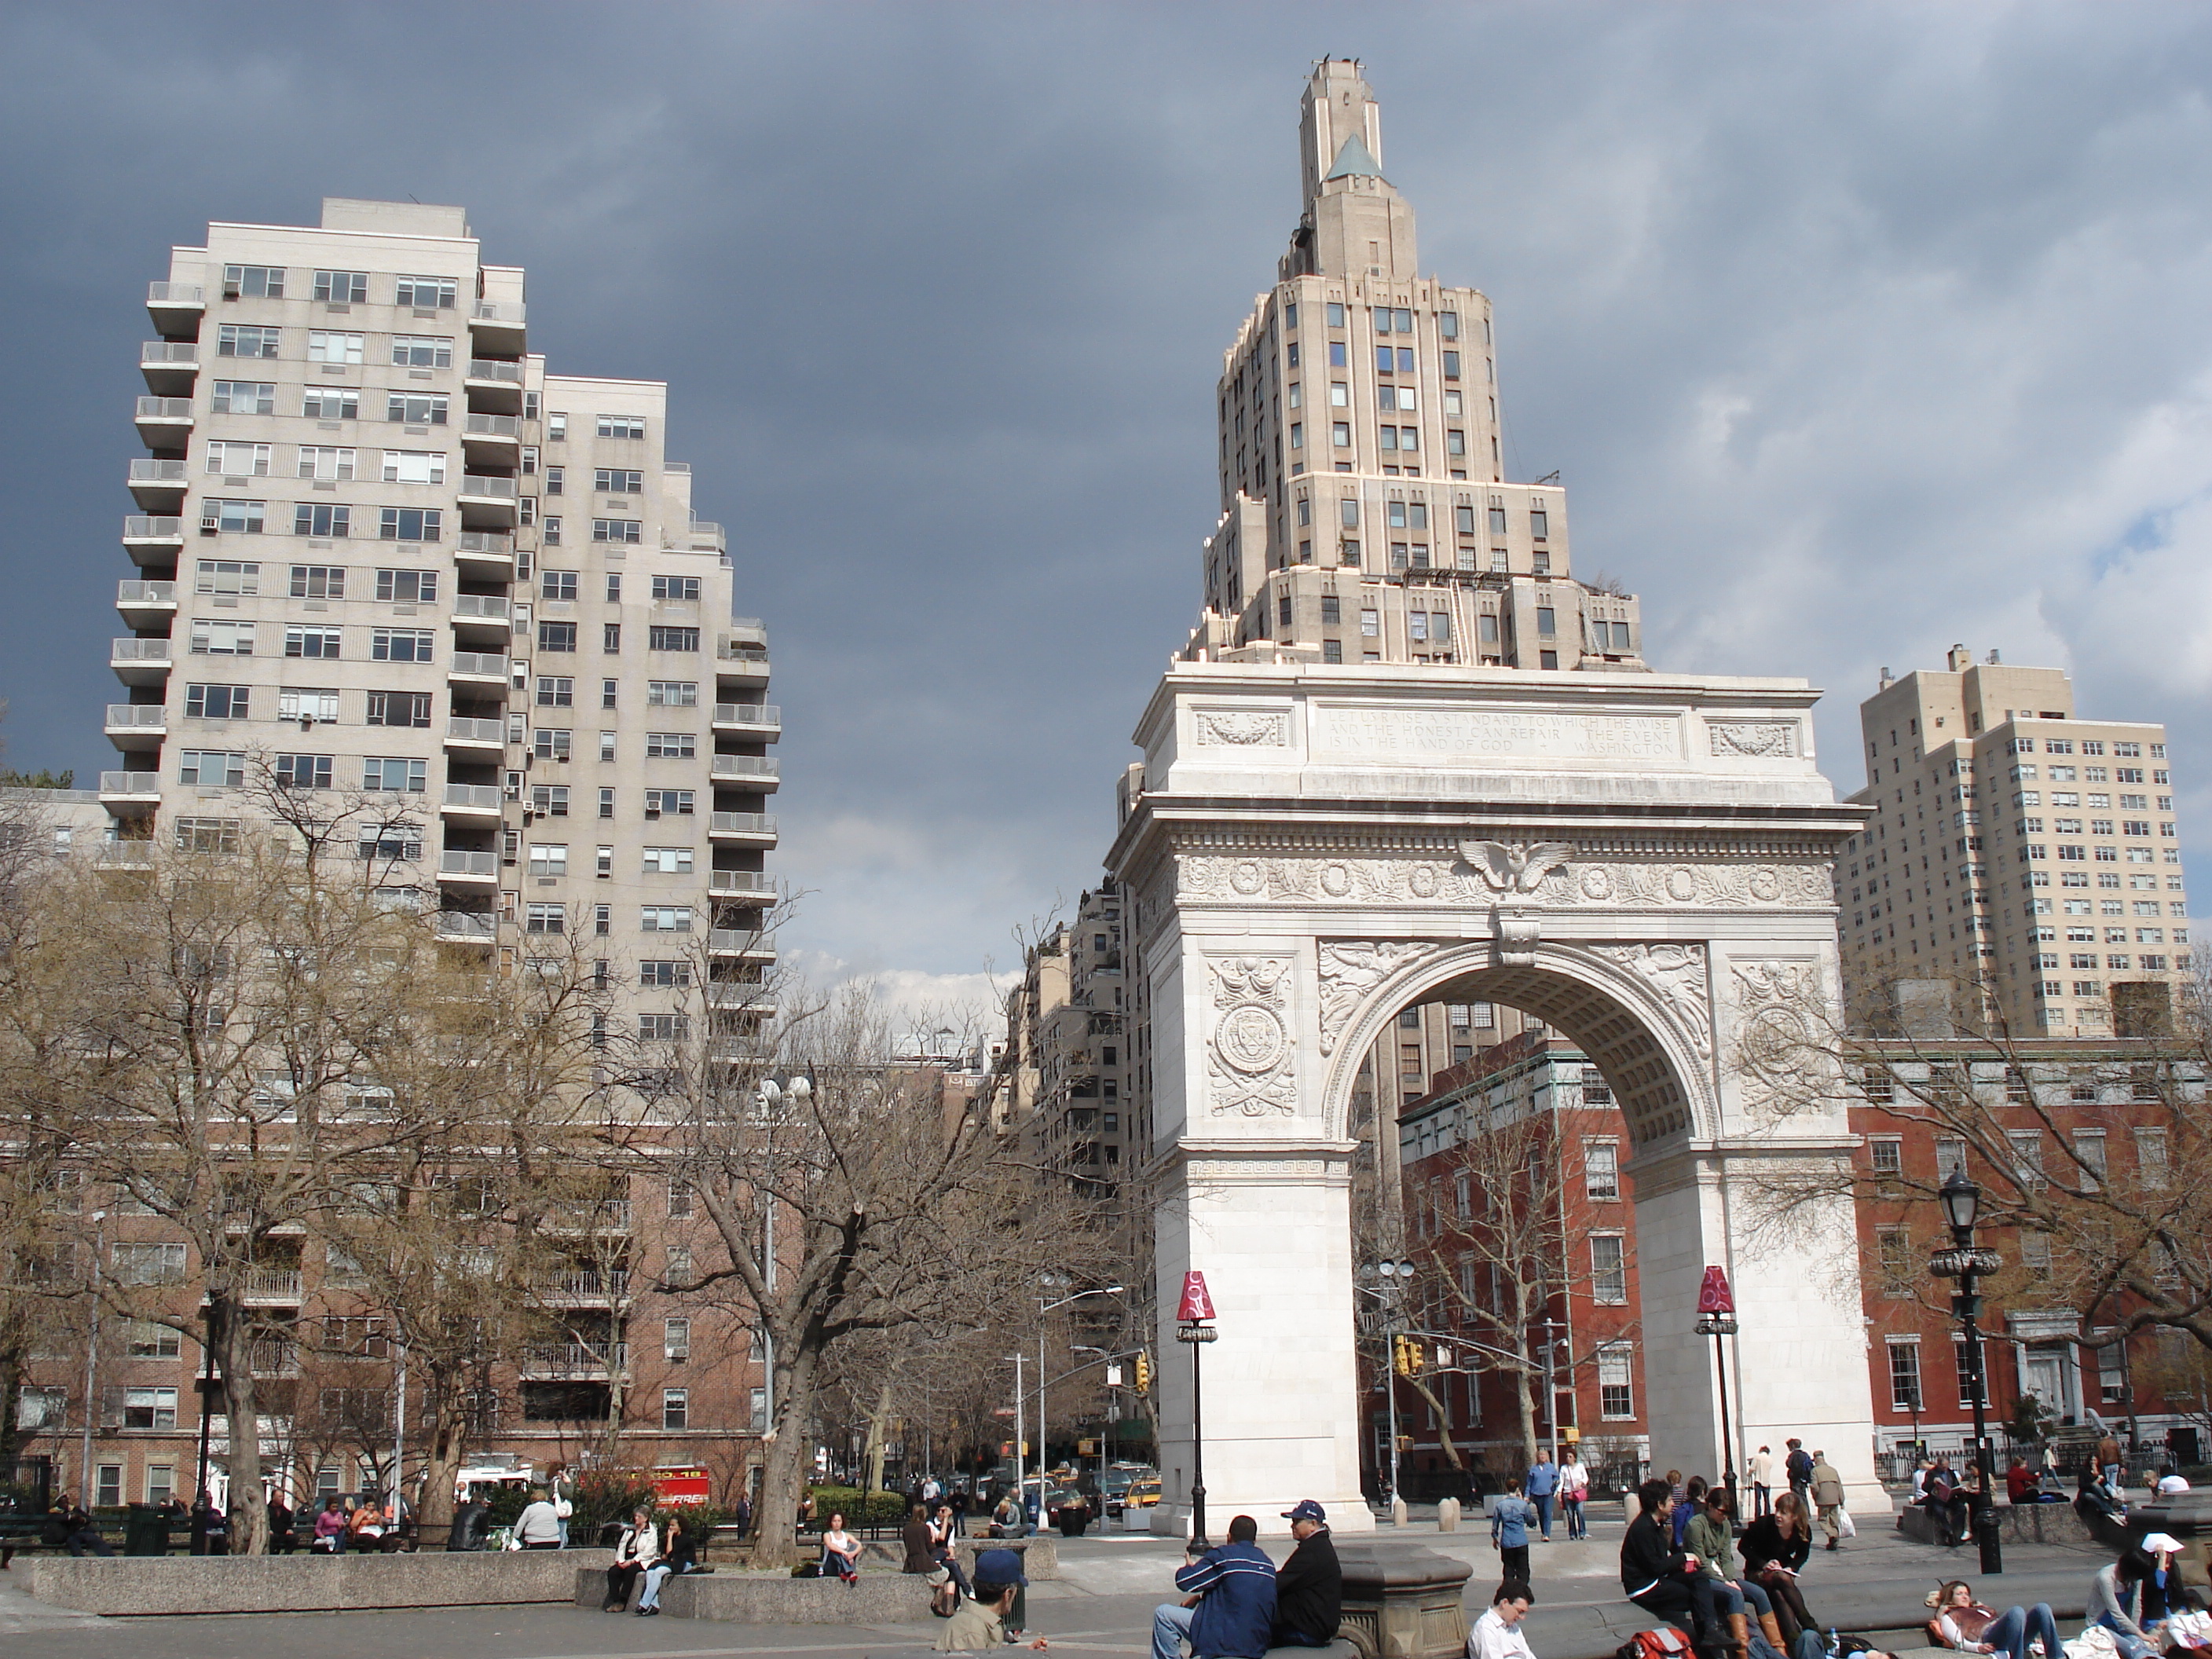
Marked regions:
[804,1486,908,1529]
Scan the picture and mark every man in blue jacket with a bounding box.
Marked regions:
[1525,1452,1560,1543]
[1151,1514,1278,1659]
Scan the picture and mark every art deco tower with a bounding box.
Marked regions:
[1185,60,1646,676]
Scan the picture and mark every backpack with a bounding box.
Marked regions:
[1618,1628,1695,1659]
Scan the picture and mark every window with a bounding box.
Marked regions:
[1870,1137,1903,1179]
[646,680,699,706]
[598,786,615,817]
[395,274,457,309]
[640,959,693,988]
[1935,1135,1966,1178]
[390,334,453,368]
[1591,1235,1628,1303]
[664,1317,691,1361]
[1584,1141,1620,1200]
[218,323,280,358]
[1888,1340,1923,1413]
[1598,1343,1634,1419]
[385,392,449,427]
[223,262,284,298]
[178,750,244,786]
[120,1386,180,1430]
[364,690,429,729]
[185,683,250,720]
[189,619,255,655]
[205,439,272,476]
[533,729,573,760]
[642,846,694,873]
[651,575,701,601]
[661,1388,689,1430]
[201,498,266,534]
[595,468,644,494]
[602,679,620,709]
[645,789,694,816]
[280,688,339,723]
[127,1320,182,1359]
[640,906,694,932]
[296,445,356,482]
[312,269,368,303]
[380,449,448,485]
[646,732,697,759]
[375,568,438,602]
[538,622,578,653]
[536,676,574,707]
[1876,1225,1914,1295]
[2009,1130,2045,1188]
[211,379,276,415]
[545,465,565,496]
[528,843,569,878]
[593,518,643,544]
[379,507,442,540]
[273,753,333,789]
[2071,1129,2107,1189]
[598,414,646,440]
[114,1242,187,1284]
[372,628,435,662]
[1954,1338,1987,1406]
[174,817,240,852]
[525,903,564,934]
[362,757,427,793]
[305,328,364,365]
[285,624,342,658]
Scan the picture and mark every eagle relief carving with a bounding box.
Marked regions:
[1459,839,1576,894]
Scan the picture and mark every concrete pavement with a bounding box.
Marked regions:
[0,1511,2112,1659]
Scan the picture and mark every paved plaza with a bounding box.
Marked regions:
[0,1511,2112,1659]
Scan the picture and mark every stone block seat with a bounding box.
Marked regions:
[576,1564,928,1624]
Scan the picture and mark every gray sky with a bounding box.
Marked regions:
[7,2,2212,1019]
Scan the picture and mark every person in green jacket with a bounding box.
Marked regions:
[1686,1489,1817,1659]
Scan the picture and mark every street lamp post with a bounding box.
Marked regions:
[1931,1168,2005,1575]
[1695,1310,1741,1512]
[1033,1284,1123,1526]
[1365,1259,1416,1511]
[79,1211,106,1500]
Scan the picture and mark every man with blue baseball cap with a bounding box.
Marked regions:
[1273,1500,1342,1648]
[1153,1514,1277,1659]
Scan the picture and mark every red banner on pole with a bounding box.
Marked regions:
[1697,1265,1735,1315]
[1177,1270,1215,1323]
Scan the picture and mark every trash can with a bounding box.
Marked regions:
[124,1504,168,1556]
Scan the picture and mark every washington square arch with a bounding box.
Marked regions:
[1106,665,1884,1536]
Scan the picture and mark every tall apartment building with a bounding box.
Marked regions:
[1180,60,1647,674]
[110,197,775,1019]
[1837,646,2189,1038]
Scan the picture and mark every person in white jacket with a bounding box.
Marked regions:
[1467,1581,1537,1659]
[1749,1446,1775,1521]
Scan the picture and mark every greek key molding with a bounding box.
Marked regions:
[1590,942,1714,1061]
[1316,939,1451,1057]
[1180,851,1831,910]
[1207,954,1298,1116]
[1193,709,1290,747]
[1708,720,1799,758]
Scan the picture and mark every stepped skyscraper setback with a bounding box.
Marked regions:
[1183,60,1646,675]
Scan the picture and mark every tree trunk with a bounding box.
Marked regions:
[753,1337,819,1562]
[862,1376,894,1493]
[207,1295,268,1555]
[1513,1347,1540,1474]
[417,1386,467,1537]
[0,1346,27,1477]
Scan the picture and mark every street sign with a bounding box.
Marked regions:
[1697,1265,1735,1315]
[1176,1270,1215,1322]
[992,1406,1016,1417]
[1106,1363,1123,1386]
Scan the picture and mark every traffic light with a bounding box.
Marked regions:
[1392,1335,1425,1377]
[1134,1350,1152,1395]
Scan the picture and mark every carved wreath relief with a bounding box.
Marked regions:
[1207,955,1298,1117]
[1708,720,1800,758]
[1193,709,1290,747]
[1179,850,1830,910]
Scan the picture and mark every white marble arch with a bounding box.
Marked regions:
[1106,661,1887,1538]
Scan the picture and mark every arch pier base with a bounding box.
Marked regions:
[1106,663,1885,1535]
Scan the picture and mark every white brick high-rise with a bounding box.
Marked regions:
[109,198,775,1030]
[1183,60,1646,674]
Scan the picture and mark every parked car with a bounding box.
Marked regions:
[1107,1476,1162,1518]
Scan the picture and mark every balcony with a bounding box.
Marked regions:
[99,770,161,801]
[463,358,524,414]
[546,1199,632,1233]
[139,341,199,394]
[706,981,772,1010]
[453,529,515,577]
[123,515,185,566]
[680,521,726,555]
[456,473,518,528]
[461,412,521,466]
[147,281,207,331]
[710,755,778,790]
[444,715,507,753]
[712,703,781,738]
[434,910,496,944]
[440,782,504,819]
[105,704,166,746]
[244,1267,302,1302]
[516,1341,626,1378]
[708,928,777,961]
[453,592,513,641]
[532,1268,628,1303]
[437,849,500,884]
[110,638,172,686]
[93,840,157,866]
[467,300,526,354]
[708,811,777,844]
[128,458,189,511]
[115,581,177,628]
[709,870,775,901]
[709,1037,775,1065]
[448,650,509,686]
[727,618,768,650]
[249,1339,299,1377]
[134,395,194,447]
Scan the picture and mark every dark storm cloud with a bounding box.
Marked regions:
[5,2,2212,1012]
